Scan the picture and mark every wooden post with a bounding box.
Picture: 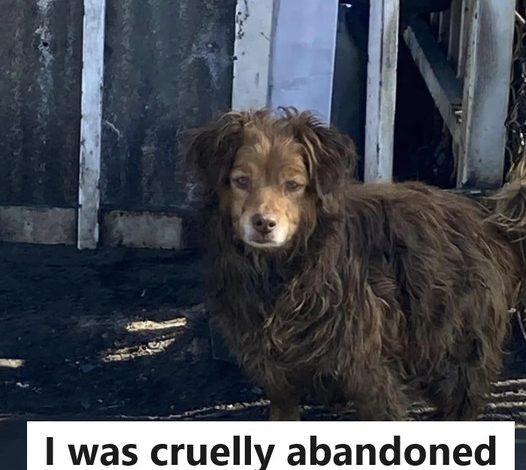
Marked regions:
[457,0,515,188]
[438,10,451,45]
[231,0,275,110]
[77,0,106,249]
[269,0,339,123]
[447,0,463,68]
[364,0,400,182]
[403,19,463,143]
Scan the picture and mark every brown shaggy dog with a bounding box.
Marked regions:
[186,108,526,421]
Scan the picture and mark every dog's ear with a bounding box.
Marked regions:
[280,107,358,198]
[185,111,248,194]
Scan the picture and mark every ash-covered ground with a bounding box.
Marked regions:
[0,243,525,423]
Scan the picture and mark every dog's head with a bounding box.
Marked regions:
[186,108,357,250]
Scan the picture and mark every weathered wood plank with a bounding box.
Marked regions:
[364,0,400,182]
[446,0,465,170]
[430,12,439,30]
[231,0,275,110]
[403,18,463,142]
[438,9,450,45]
[457,0,515,188]
[457,0,475,78]
[269,0,339,123]
[77,0,106,249]
[447,0,463,69]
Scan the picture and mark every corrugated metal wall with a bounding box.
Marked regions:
[0,0,83,208]
[0,0,235,212]
[101,0,235,212]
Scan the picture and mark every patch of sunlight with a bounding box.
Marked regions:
[0,358,25,369]
[125,317,187,332]
[494,378,526,389]
[101,338,177,363]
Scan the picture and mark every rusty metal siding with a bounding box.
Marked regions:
[100,0,236,212]
[0,0,83,207]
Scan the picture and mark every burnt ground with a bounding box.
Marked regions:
[0,243,526,467]
[0,243,259,420]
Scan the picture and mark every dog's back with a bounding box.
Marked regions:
[257,181,520,418]
[343,182,519,409]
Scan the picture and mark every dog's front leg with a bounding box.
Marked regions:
[344,364,410,421]
[253,359,301,420]
[268,395,301,421]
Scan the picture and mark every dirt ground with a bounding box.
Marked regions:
[1,242,526,423]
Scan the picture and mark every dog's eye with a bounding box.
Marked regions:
[233,176,250,189]
[285,181,302,191]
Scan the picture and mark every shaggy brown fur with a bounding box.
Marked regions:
[186,108,526,421]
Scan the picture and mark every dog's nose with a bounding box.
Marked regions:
[251,214,277,234]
